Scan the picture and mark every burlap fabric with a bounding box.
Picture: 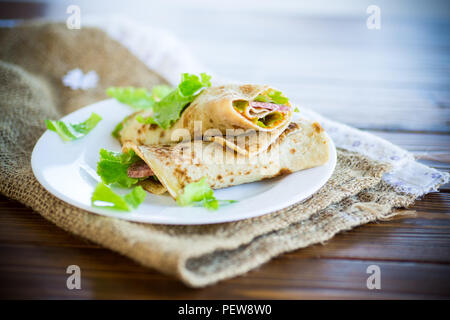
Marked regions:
[0,23,418,287]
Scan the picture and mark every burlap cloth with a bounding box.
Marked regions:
[0,24,418,287]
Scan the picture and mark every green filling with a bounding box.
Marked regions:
[258,111,283,128]
[233,100,284,128]
[232,100,249,112]
[233,89,289,128]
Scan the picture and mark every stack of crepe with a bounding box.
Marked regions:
[117,84,330,199]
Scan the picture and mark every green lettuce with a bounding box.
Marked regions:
[176,177,236,210]
[111,120,124,139]
[107,85,172,139]
[151,85,173,101]
[232,100,249,112]
[138,73,212,129]
[45,112,102,142]
[106,85,172,110]
[96,149,142,188]
[255,88,289,105]
[91,183,146,211]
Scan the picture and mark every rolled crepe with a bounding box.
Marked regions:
[118,84,293,156]
[123,119,329,199]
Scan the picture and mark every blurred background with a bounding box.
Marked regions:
[1,0,449,134]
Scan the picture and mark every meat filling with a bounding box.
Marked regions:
[127,160,154,178]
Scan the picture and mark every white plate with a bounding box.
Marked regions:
[31,99,336,225]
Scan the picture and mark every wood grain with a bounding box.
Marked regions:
[0,192,449,299]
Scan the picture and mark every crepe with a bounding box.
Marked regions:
[138,178,167,195]
[118,84,293,156]
[123,119,330,199]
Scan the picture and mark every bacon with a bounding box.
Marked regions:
[249,101,290,112]
[127,160,154,178]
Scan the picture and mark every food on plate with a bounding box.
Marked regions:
[107,85,173,111]
[45,112,102,141]
[91,182,146,211]
[137,177,167,195]
[111,73,211,132]
[115,77,293,156]
[176,177,236,210]
[122,119,329,201]
[96,148,146,188]
[90,73,330,211]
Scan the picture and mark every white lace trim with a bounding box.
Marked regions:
[298,110,449,196]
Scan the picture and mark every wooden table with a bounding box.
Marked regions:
[0,1,449,299]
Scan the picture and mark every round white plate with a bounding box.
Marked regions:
[31,99,336,225]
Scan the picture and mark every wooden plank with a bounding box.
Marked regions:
[0,199,98,248]
[290,193,450,263]
[1,193,448,251]
[367,131,450,153]
[366,131,450,171]
[0,192,448,299]
[1,245,448,299]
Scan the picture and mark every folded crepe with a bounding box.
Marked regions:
[118,84,293,156]
[123,119,330,199]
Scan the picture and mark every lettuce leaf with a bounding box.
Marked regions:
[139,73,212,129]
[91,183,146,211]
[45,112,102,142]
[176,177,235,210]
[111,120,124,139]
[150,85,173,101]
[178,73,212,96]
[255,88,289,105]
[108,85,172,138]
[96,149,142,188]
[106,85,172,110]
